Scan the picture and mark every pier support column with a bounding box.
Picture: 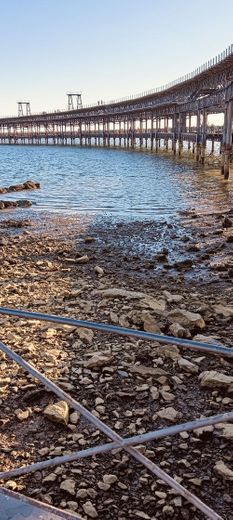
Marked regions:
[200,110,207,164]
[150,114,154,150]
[196,110,201,162]
[221,99,233,179]
[139,118,143,148]
[172,114,178,154]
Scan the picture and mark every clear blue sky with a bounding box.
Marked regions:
[1,0,233,116]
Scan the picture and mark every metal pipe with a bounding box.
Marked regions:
[0,340,223,520]
[0,306,232,358]
[0,411,232,481]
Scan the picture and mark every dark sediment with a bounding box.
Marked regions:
[0,211,232,520]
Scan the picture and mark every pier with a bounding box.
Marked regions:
[0,45,232,178]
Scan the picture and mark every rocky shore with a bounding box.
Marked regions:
[0,210,232,520]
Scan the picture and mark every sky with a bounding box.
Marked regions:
[0,0,233,116]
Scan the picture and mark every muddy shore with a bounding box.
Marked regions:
[0,210,233,520]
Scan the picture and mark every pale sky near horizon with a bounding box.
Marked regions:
[0,0,233,116]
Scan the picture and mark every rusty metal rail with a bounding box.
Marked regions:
[0,306,232,520]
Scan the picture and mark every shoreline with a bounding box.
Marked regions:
[0,210,233,519]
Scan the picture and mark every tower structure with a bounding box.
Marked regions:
[67,93,82,111]
[18,102,31,117]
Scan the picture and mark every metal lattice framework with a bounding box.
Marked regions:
[0,306,233,520]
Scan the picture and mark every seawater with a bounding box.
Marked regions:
[0,145,232,220]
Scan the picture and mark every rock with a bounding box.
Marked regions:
[15,409,30,421]
[44,400,69,425]
[169,322,190,338]
[214,460,233,480]
[153,344,181,360]
[69,411,80,425]
[199,371,233,389]
[75,255,89,264]
[17,199,32,208]
[67,502,78,511]
[163,290,183,303]
[143,313,161,333]
[130,365,167,377]
[222,217,232,228]
[83,501,98,518]
[160,389,175,401]
[94,288,145,299]
[193,334,221,345]
[60,478,76,495]
[178,358,198,374]
[94,288,166,313]
[94,266,104,276]
[213,304,233,318]
[75,328,94,344]
[84,236,95,243]
[103,474,118,485]
[167,309,205,329]
[135,512,150,519]
[156,407,182,422]
[43,473,57,483]
[215,423,233,440]
[85,353,113,369]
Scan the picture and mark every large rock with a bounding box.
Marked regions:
[167,309,205,330]
[215,423,233,440]
[214,460,233,480]
[44,400,69,425]
[213,304,233,318]
[83,501,98,518]
[94,288,166,313]
[156,406,182,422]
[199,371,233,389]
[143,312,161,333]
[60,478,76,495]
[178,357,198,374]
[85,353,113,369]
[130,364,167,377]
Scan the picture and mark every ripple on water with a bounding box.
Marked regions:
[0,145,232,221]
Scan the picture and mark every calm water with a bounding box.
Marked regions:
[0,145,232,220]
